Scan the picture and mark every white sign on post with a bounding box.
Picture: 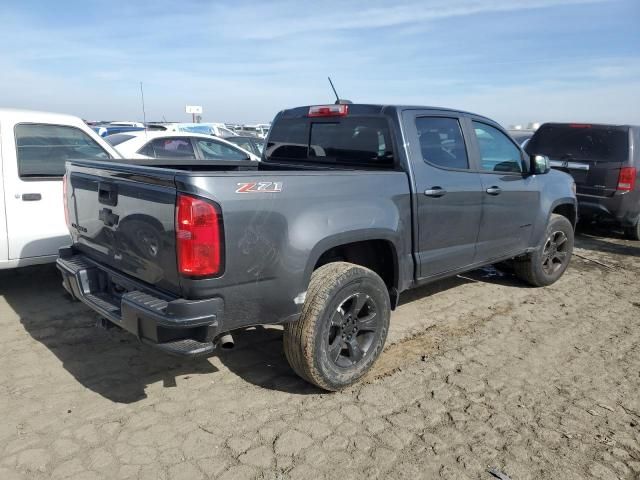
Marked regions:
[185,105,203,114]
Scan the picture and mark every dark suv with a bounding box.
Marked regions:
[527,123,640,239]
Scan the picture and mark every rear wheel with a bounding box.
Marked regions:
[624,221,640,241]
[283,262,390,391]
[514,214,574,287]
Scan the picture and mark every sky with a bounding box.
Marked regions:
[0,0,638,126]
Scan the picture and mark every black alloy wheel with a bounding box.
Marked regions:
[327,292,380,368]
[541,230,570,275]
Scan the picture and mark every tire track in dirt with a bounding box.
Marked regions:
[367,301,515,381]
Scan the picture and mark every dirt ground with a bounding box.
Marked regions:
[1,226,639,480]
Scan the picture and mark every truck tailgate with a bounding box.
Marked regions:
[65,162,181,295]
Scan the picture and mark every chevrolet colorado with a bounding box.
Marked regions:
[58,103,577,390]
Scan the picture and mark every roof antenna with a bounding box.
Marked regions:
[328,76,352,105]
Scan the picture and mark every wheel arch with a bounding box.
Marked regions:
[551,200,577,228]
[304,232,401,308]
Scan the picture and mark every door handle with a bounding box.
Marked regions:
[424,187,447,198]
[21,193,42,201]
[485,186,502,195]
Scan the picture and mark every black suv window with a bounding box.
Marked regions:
[527,124,629,162]
[473,122,523,173]
[415,117,468,169]
[15,123,111,178]
[266,117,394,168]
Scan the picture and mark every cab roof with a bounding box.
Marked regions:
[277,103,495,123]
[0,108,86,125]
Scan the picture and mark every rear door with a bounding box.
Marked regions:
[403,111,484,278]
[527,124,631,197]
[3,123,112,261]
[467,119,539,261]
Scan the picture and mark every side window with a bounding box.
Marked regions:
[415,117,469,169]
[196,139,248,160]
[472,122,523,173]
[144,137,196,159]
[229,139,254,154]
[15,123,111,178]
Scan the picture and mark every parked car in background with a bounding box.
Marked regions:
[0,109,121,268]
[58,103,576,390]
[92,125,145,137]
[188,123,238,138]
[106,131,259,161]
[526,123,640,239]
[109,121,144,128]
[147,122,238,138]
[225,135,265,156]
[236,124,270,138]
[508,129,536,149]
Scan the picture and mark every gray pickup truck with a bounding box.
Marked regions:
[58,103,577,390]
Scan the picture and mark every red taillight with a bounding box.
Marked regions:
[569,123,592,128]
[176,194,223,277]
[617,167,637,192]
[62,174,69,226]
[308,104,349,117]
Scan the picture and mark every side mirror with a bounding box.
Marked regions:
[530,154,550,175]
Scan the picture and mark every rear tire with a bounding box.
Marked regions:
[624,221,640,241]
[283,262,390,391]
[514,214,574,287]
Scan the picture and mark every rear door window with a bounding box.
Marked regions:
[415,117,469,169]
[527,124,629,162]
[15,123,111,178]
[142,137,196,159]
[195,138,248,160]
[105,133,135,146]
[227,138,255,154]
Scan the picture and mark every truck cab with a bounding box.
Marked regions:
[0,109,121,268]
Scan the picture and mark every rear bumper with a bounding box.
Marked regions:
[57,249,222,357]
[577,192,640,227]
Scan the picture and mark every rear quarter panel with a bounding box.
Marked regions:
[175,170,412,330]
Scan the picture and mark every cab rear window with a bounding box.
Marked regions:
[265,117,394,168]
[528,125,629,163]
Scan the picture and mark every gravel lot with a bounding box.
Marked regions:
[1,227,639,480]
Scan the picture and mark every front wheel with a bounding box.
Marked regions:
[514,214,574,287]
[283,262,390,391]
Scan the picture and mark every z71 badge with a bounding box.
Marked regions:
[236,181,283,193]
